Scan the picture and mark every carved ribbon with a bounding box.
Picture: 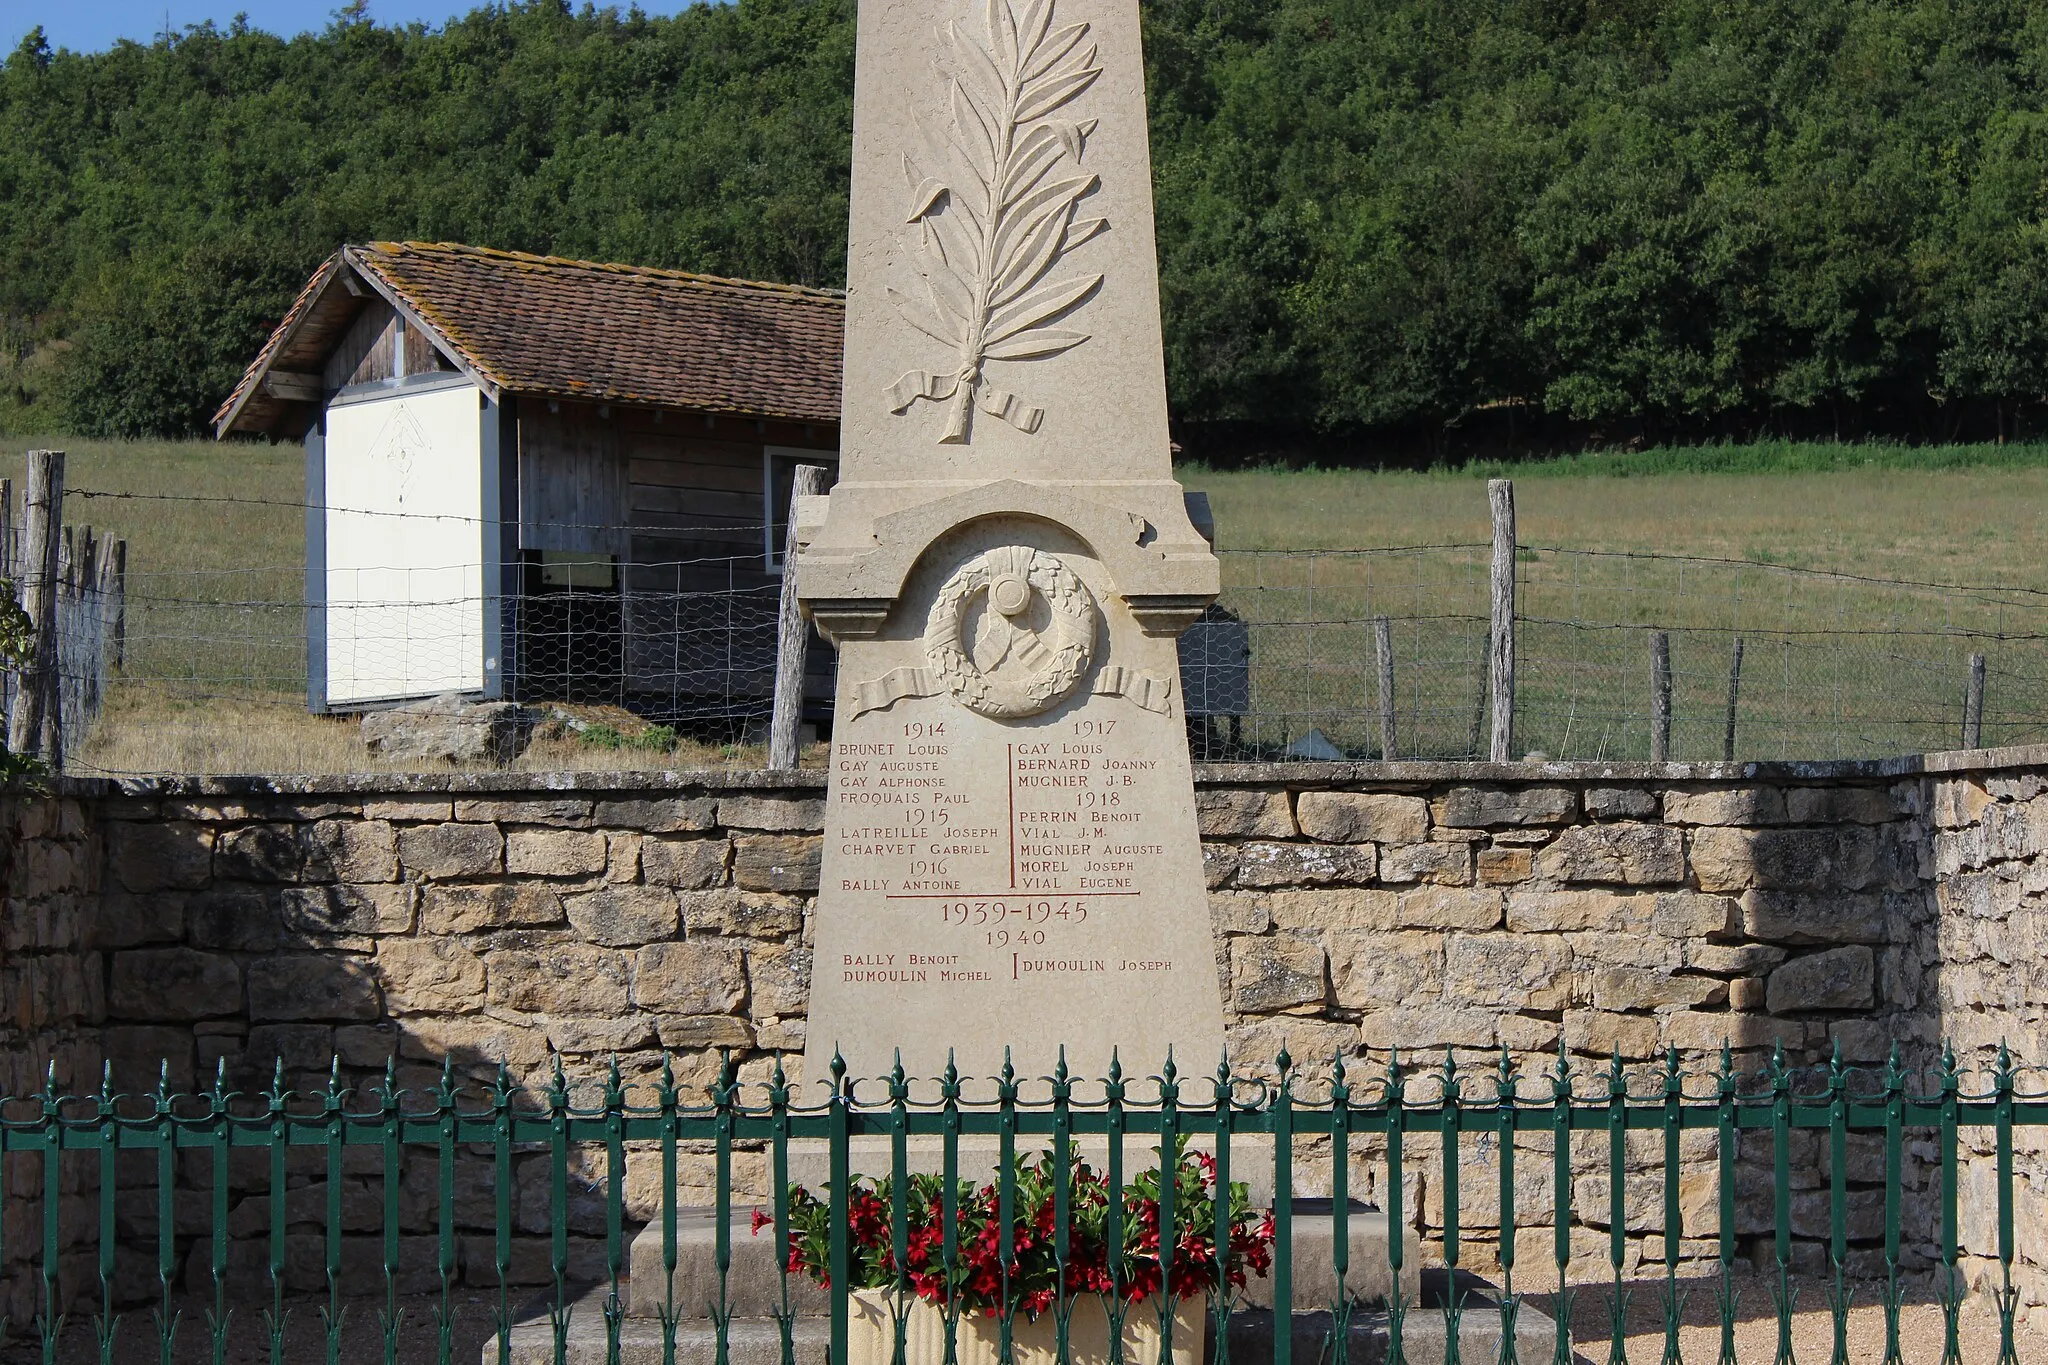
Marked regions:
[885,370,1045,435]
[847,663,1176,719]
[1090,666,1175,715]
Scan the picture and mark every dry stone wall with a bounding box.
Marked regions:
[2,753,2045,1319]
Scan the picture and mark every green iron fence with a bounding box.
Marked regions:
[0,1042,2043,1364]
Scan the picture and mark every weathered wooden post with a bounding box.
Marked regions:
[1650,629,1672,762]
[1964,652,1987,749]
[8,449,63,761]
[1373,613,1396,760]
[1722,636,1744,761]
[109,539,127,672]
[1487,478,1516,760]
[768,464,830,769]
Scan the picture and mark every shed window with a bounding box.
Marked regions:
[762,446,838,571]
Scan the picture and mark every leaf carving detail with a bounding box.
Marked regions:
[886,0,1107,443]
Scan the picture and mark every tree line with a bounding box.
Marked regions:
[2,0,2045,453]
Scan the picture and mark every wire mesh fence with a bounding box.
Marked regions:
[1205,545,2048,762]
[10,484,2048,775]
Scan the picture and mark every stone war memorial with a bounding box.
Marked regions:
[795,0,1223,1097]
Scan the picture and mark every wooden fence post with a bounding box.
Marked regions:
[110,539,127,671]
[1650,630,1672,762]
[8,449,63,762]
[1487,478,1516,761]
[1722,636,1744,762]
[768,464,830,770]
[1373,614,1396,761]
[1964,652,1987,749]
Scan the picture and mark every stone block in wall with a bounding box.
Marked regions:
[1766,946,1876,1012]
[1379,841,1472,885]
[214,824,308,882]
[1690,827,1878,893]
[1505,889,1650,932]
[246,956,381,1022]
[1445,934,1571,1010]
[1739,890,1889,945]
[281,884,415,939]
[1327,929,1440,1010]
[1208,891,1270,936]
[396,823,504,879]
[505,829,608,878]
[685,888,803,939]
[746,942,810,1017]
[633,941,746,1014]
[1230,841,1376,888]
[362,797,454,822]
[657,1014,753,1049]
[1686,942,1787,974]
[640,837,730,889]
[1203,844,1239,889]
[244,1023,335,1075]
[733,835,822,893]
[1394,887,1502,929]
[300,820,399,883]
[419,883,564,934]
[110,948,240,1021]
[107,821,213,893]
[89,892,185,950]
[1585,787,1658,819]
[1263,888,1395,932]
[593,797,718,832]
[1226,1017,1361,1072]
[717,795,824,832]
[1476,846,1533,884]
[1197,789,1295,838]
[1661,1010,1805,1053]
[102,1024,196,1091]
[564,886,681,946]
[1567,930,1681,971]
[1663,788,1786,826]
[335,1023,397,1067]
[376,940,487,1013]
[180,889,289,957]
[399,1015,549,1074]
[1357,1005,1498,1051]
[454,799,593,826]
[1652,892,1738,938]
[1588,967,1725,1011]
[1563,1009,1661,1059]
[1434,786,1577,828]
[1537,823,1684,886]
[543,1015,657,1054]
[1932,779,1996,829]
[1295,792,1428,844]
[1784,787,1894,825]
[487,945,630,1016]
[1231,935,1327,1013]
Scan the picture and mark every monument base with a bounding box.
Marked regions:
[502,1216,1558,1365]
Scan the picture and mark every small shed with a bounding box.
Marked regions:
[215,241,844,723]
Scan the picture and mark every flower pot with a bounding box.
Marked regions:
[846,1288,1204,1365]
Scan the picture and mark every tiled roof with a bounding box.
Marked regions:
[215,242,845,435]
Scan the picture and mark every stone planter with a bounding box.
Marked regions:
[845,1289,1203,1365]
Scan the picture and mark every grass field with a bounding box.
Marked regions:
[11,436,2048,771]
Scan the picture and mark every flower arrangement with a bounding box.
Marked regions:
[757,1140,1274,1320]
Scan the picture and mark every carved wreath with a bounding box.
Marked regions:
[924,547,1098,718]
[885,0,1108,444]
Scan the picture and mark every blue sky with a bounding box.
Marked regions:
[6,1,693,56]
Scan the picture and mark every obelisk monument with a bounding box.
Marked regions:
[798,0,1222,1095]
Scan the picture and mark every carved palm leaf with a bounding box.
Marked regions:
[887,0,1108,440]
